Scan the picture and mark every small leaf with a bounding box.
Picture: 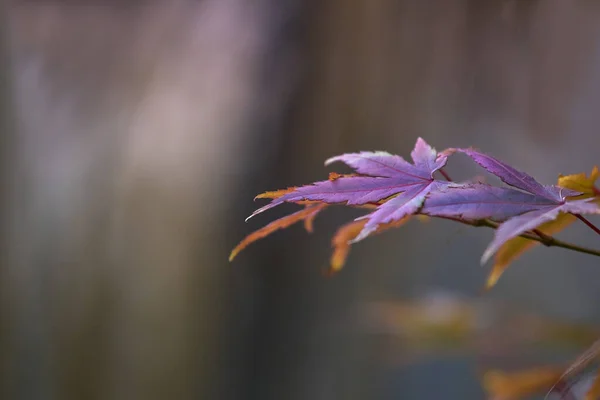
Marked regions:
[330,220,367,272]
[303,205,325,232]
[586,370,600,400]
[229,204,326,261]
[550,338,600,396]
[487,167,600,289]
[558,166,599,195]
[483,367,564,400]
[485,214,576,289]
[329,217,410,272]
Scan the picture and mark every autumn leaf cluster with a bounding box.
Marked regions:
[231,137,600,399]
[231,138,600,289]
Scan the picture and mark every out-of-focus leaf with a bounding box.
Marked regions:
[481,336,600,400]
[330,220,367,272]
[483,367,564,400]
[485,215,576,289]
[558,167,600,195]
[229,203,326,261]
[363,295,600,356]
[586,370,600,400]
[303,206,322,232]
[486,167,599,289]
[329,216,409,273]
[416,215,431,223]
[550,338,600,399]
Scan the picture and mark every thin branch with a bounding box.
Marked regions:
[435,215,600,258]
[438,168,452,181]
[575,214,600,237]
[533,229,553,242]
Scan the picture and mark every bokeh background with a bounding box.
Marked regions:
[1,1,600,399]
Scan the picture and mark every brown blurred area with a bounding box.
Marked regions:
[1,1,600,399]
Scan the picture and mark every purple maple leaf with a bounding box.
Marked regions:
[421,183,560,221]
[234,137,600,273]
[452,148,600,263]
[246,139,449,242]
[455,148,581,199]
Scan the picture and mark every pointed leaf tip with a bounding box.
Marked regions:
[233,204,326,260]
[456,148,555,198]
[329,216,411,272]
[253,138,450,240]
[329,220,367,273]
[255,187,297,200]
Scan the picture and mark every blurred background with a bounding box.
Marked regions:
[1,1,600,399]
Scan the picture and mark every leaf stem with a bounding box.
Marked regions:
[575,214,600,237]
[435,215,600,258]
[532,229,553,242]
[438,168,452,182]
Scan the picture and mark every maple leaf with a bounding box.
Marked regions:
[229,203,327,261]
[330,220,367,272]
[232,175,386,263]
[451,149,600,263]
[558,166,600,196]
[329,217,410,273]
[486,167,600,289]
[246,138,449,244]
[420,183,564,221]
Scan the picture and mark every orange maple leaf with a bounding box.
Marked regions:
[329,216,410,273]
[229,203,327,261]
[549,338,600,400]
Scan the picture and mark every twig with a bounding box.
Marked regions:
[575,214,600,237]
[435,215,600,258]
[438,168,452,182]
[533,229,553,242]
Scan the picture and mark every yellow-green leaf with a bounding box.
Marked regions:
[558,166,599,195]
